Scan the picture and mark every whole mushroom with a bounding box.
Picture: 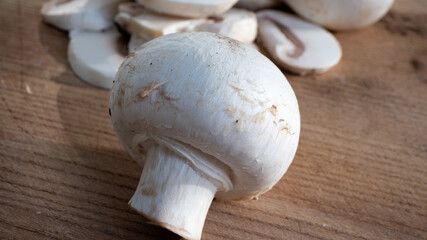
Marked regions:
[284,0,395,31]
[110,32,300,240]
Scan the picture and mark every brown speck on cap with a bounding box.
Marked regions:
[268,105,277,116]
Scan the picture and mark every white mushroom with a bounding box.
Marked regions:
[235,0,280,11]
[110,32,300,240]
[42,0,128,31]
[68,28,127,89]
[197,8,258,43]
[284,0,395,31]
[128,35,147,53]
[257,10,342,75]
[136,0,238,18]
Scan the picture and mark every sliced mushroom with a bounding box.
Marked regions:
[120,8,257,43]
[136,0,238,18]
[284,0,395,31]
[127,11,213,40]
[68,28,127,89]
[111,32,300,240]
[128,35,147,53]
[197,8,258,43]
[235,0,280,11]
[257,10,342,75]
[42,0,128,31]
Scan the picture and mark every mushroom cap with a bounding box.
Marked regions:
[42,0,127,31]
[111,32,300,200]
[68,28,127,89]
[257,10,342,75]
[136,0,239,18]
[285,0,395,31]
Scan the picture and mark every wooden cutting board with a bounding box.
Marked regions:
[0,1,426,239]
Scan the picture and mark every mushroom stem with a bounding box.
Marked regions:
[129,144,217,240]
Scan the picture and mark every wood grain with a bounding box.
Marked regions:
[0,0,426,239]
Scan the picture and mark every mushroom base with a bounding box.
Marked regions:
[129,144,217,240]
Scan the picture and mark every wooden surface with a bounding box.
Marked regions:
[0,1,426,239]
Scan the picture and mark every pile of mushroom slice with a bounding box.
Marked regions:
[41,0,264,89]
[42,0,396,89]
[116,2,258,47]
[42,0,129,89]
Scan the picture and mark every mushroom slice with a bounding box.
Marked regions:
[41,0,129,31]
[111,32,300,240]
[68,28,127,89]
[127,11,213,41]
[235,0,280,11]
[257,10,342,75]
[284,0,395,31]
[136,0,238,18]
[128,35,147,53]
[197,8,258,43]
[125,8,257,43]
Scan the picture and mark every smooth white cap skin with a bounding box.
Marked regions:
[42,0,129,31]
[197,8,258,43]
[110,32,300,201]
[257,10,342,75]
[284,0,395,31]
[68,28,126,89]
[136,0,239,18]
